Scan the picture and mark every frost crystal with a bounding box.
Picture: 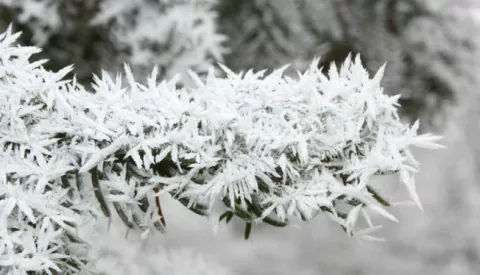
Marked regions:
[0,27,443,273]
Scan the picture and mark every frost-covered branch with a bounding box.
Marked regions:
[0,27,443,274]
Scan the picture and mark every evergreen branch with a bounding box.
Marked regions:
[0,26,444,273]
[367,185,391,207]
[113,201,135,229]
[249,200,288,227]
[244,222,253,240]
[90,168,111,218]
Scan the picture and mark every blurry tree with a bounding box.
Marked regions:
[0,0,115,83]
[216,0,480,127]
[0,0,227,85]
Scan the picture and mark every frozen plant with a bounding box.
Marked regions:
[0,27,442,274]
[0,27,92,274]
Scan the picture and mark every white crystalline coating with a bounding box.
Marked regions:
[0,27,443,273]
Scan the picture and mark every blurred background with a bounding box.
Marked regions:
[1,0,480,274]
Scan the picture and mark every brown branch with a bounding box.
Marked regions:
[153,187,166,228]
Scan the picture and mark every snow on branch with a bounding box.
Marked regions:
[0,27,443,273]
